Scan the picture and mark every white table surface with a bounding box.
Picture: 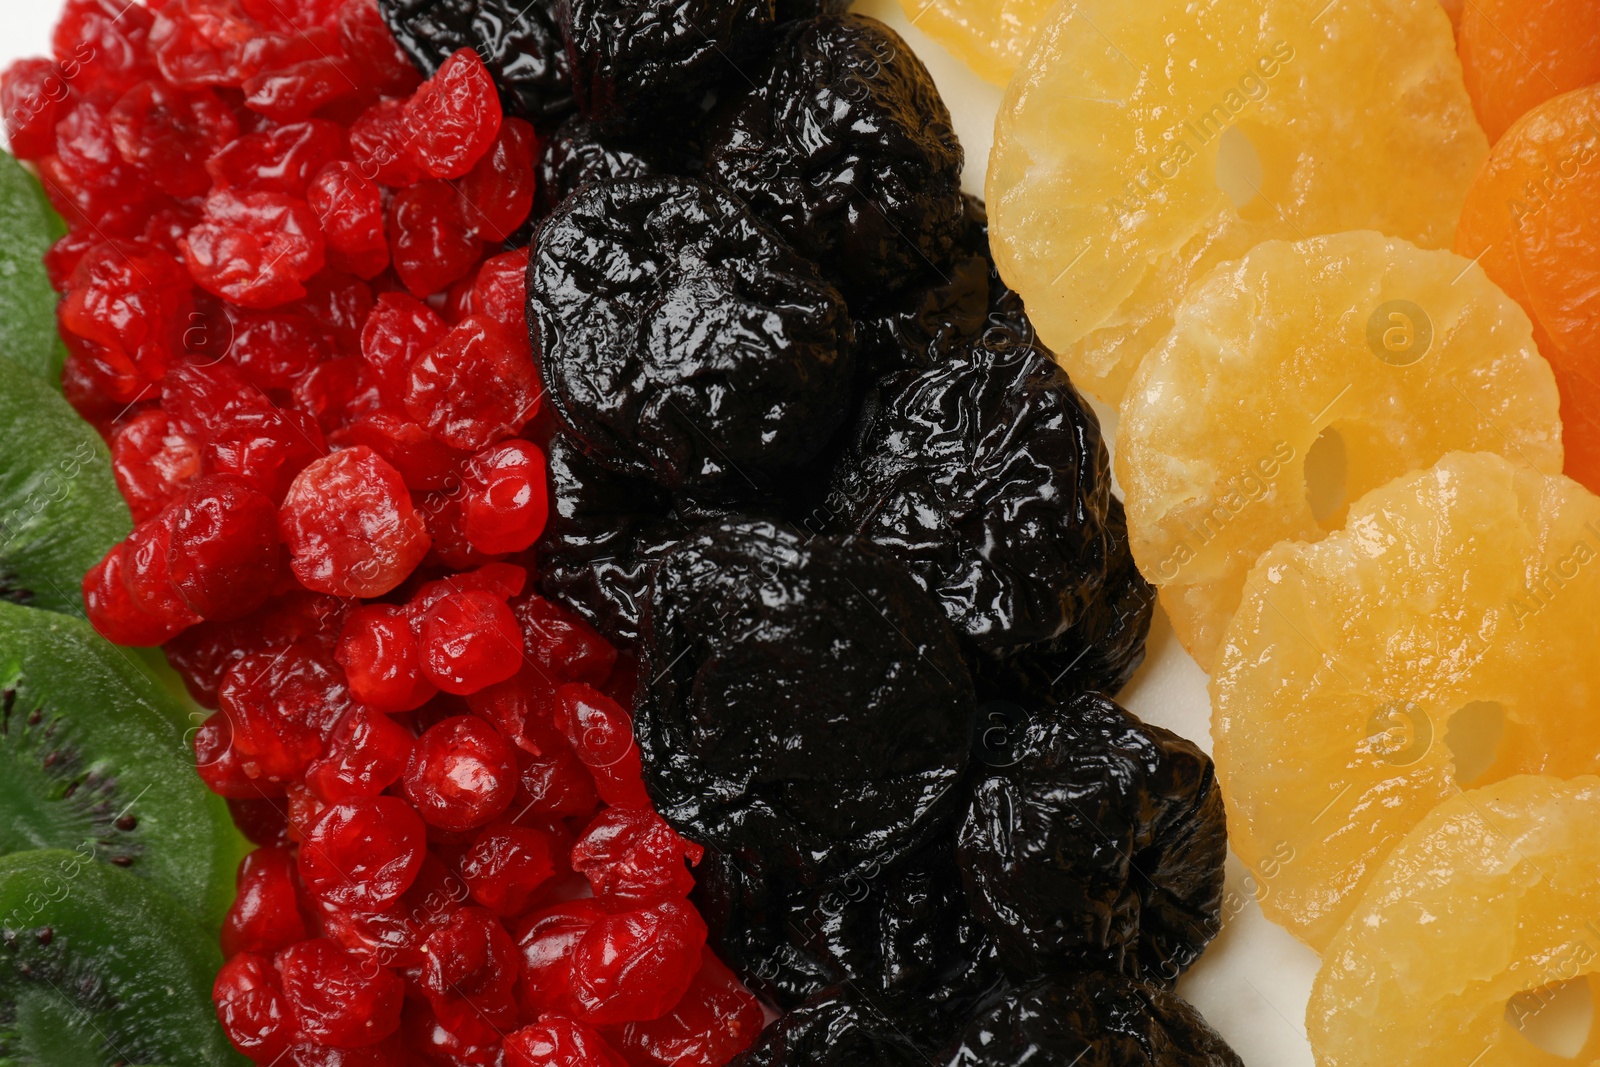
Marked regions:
[0,2,1322,1062]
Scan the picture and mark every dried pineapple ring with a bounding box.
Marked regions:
[1309,775,1600,1065]
[986,0,1486,404]
[1212,453,1600,949]
[894,0,1055,85]
[1117,232,1562,671]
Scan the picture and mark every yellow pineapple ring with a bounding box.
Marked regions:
[1117,232,1562,671]
[894,0,1055,85]
[1309,775,1600,1065]
[986,0,1486,404]
[1212,452,1600,950]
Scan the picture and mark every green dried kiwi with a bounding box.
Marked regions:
[0,354,131,615]
[0,850,246,1066]
[0,153,66,383]
[0,601,245,930]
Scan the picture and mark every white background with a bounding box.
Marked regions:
[0,2,1321,1062]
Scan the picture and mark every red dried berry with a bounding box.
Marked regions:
[202,404,330,504]
[229,796,292,847]
[610,950,765,1067]
[360,291,448,409]
[278,938,405,1048]
[387,179,481,297]
[218,642,351,784]
[279,446,432,597]
[223,847,310,958]
[123,508,204,629]
[225,306,328,391]
[457,118,536,243]
[460,822,557,917]
[149,5,241,90]
[214,952,294,1061]
[571,900,708,1025]
[337,412,470,492]
[167,475,283,620]
[336,604,435,713]
[419,591,523,695]
[514,899,605,1019]
[183,188,327,308]
[463,247,529,328]
[415,487,496,570]
[458,439,548,555]
[336,0,422,96]
[54,0,158,96]
[403,49,502,180]
[513,594,619,689]
[208,119,345,197]
[305,705,417,803]
[556,683,649,809]
[109,80,238,197]
[464,664,558,756]
[399,998,503,1066]
[291,357,381,433]
[505,1017,630,1067]
[1,59,70,161]
[300,270,375,357]
[111,408,201,523]
[404,715,519,831]
[299,796,427,910]
[420,906,521,1032]
[571,807,703,909]
[195,711,285,800]
[518,744,603,821]
[245,56,358,122]
[308,161,389,279]
[409,564,529,617]
[59,240,194,385]
[405,314,540,450]
[348,96,422,187]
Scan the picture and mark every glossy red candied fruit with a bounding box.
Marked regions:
[214,951,294,1062]
[515,899,606,1019]
[460,821,558,917]
[305,706,416,803]
[335,604,435,713]
[460,439,549,555]
[419,590,524,695]
[202,403,330,505]
[108,80,238,198]
[307,161,390,279]
[167,475,283,621]
[337,411,470,492]
[122,506,203,630]
[405,314,541,450]
[277,937,405,1048]
[54,0,159,96]
[572,807,703,909]
[225,306,328,392]
[611,950,766,1067]
[404,715,519,831]
[242,52,357,124]
[208,119,345,198]
[347,96,424,188]
[298,796,427,910]
[279,446,431,597]
[194,712,283,801]
[457,119,537,243]
[59,240,194,387]
[223,846,310,958]
[570,899,709,1024]
[360,291,448,409]
[229,796,292,848]
[0,59,71,161]
[407,561,528,614]
[514,594,619,688]
[182,188,326,308]
[420,906,521,1033]
[336,0,423,96]
[556,682,650,809]
[291,357,381,434]
[387,179,481,297]
[218,641,351,785]
[505,1017,630,1067]
[462,247,529,326]
[403,48,502,181]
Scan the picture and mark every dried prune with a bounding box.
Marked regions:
[379,0,573,120]
[731,988,928,1067]
[528,177,854,493]
[823,331,1112,657]
[957,693,1227,985]
[704,15,966,303]
[950,975,1244,1067]
[533,115,674,215]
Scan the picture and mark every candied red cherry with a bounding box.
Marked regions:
[208,119,344,197]
[403,49,502,180]
[505,1017,630,1067]
[513,594,618,688]
[292,357,382,433]
[230,796,292,848]
[611,950,764,1067]
[299,796,427,910]
[419,591,523,695]
[387,180,481,297]
[361,292,449,409]
[225,306,327,391]
[278,938,405,1048]
[279,446,432,597]
[337,412,471,492]
[301,270,375,357]
[223,847,310,958]
[167,475,282,621]
[244,55,357,122]
[305,706,417,803]
[163,355,260,438]
[336,604,435,713]
[405,314,540,450]
[215,951,294,1061]
[464,663,558,755]
[571,900,708,1024]
[420,906,520,1032]
[111,408,200,523]
[460,440,549,555]
[405,715,518,831]
[148,5,240,90]
[59,240,193,384]
[415,487,494,570]
[460,822,557,917]
[572,808,702,909]
[202,404,330,505]
[194,712,285,800]
[458,118,536,243]
[123,508,203,628]
[337,0,422,95]
[515,899,605,1019]
[108,80,237,197]
[1,59,70,161]
[407,563,528,618]
[464,248,529,328]
[399,998,503,1067]
[518,744,603,820]
[183,188,327,308]
[308,162,390,279]
[349,96,423,187]
[218,642,351,784]
[556,683,648,809]
[53,0,157,95]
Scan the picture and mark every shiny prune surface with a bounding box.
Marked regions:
[732,988,928,1067]
[528,177,854,493]
[379,0,573,119]
[704,15,966,304]
[949,975,1244,1067]
[957,693,1227,985]
[533,115,677,215]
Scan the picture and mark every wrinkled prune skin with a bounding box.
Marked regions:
[733,988,928,1067]
[824,333,1112,657]
[950,975,1244,1067]
[529,177,855,494]
[957,693,1227,986]
[380,0,573,119]
[562,0,777,129]
[533,115,678,216]
[704,15,966,304]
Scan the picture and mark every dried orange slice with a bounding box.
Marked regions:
[1309,775,1600,1065]
[894,0,1056,85]
[1117,232,1562,670]
[1458,0,1600,143]
[1212,452,1600,949]
[986,0,1486,404]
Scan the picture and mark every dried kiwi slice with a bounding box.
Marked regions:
[0,153,65,383]
[0,850,244,1066]
[0,601,244,929]
[0,354,131,614]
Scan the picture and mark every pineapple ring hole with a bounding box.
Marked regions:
[1445,700,1506,788]
[1505,976,1595,1059]
[1214,125,1264,209]
[1303,426,1348,528]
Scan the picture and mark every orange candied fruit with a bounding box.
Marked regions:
[1457,0,1600,143]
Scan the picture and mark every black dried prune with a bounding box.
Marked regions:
[529,177,854,494]
[950,975,1244,1067]
[733,988,927,1067]
[957,693,1227,986]
[533,115,676,215]
[704,15,966,304]
[824,332,1112,656]
[379,0,573,120]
